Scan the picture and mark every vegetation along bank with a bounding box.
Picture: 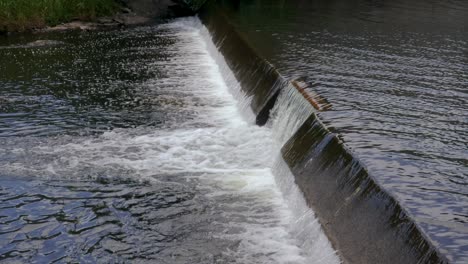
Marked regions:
[0,0,120,32]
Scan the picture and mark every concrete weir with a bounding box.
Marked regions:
[198,3,286,125]
[198,2,450,264]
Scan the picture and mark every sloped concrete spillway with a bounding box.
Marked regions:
[0,17,339,264]
[198,2,454,264]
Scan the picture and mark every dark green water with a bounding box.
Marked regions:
[216,0,468,262]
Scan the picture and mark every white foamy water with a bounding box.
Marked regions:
[0,17,339,263]
[267,83,316,145]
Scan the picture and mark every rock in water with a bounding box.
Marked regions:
[24,40,66,48]
[0,40,66,49]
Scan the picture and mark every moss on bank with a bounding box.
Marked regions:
[0,0,119,32]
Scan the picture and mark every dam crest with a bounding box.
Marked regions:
[198,2,451,263]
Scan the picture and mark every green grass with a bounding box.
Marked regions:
[0,0,119,32]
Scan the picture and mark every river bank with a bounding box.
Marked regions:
[0,0,207,33]
[0,0,121,32]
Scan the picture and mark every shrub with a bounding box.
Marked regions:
[0,0,119,31]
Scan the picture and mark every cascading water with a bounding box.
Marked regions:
[199,17,341,263]
[196,1,454,261]
[0,17,339,263]
[204,0,468,263]
[267,84,316,145]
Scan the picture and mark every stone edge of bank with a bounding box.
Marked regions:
[0,0,209,34]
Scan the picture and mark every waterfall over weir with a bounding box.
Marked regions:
[0,2,455,263]
[198,2,451,263]
[0,17,339,263]
[198,17,341,263]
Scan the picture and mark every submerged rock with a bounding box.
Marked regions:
[0,40,66,49]
[24,40,66,47]
[42,21,99,32]
[41,13,151,33]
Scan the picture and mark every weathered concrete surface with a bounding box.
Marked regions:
[281,114,448,264]
[199,1,285,125]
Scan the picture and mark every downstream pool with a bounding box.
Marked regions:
[0,19,338,263]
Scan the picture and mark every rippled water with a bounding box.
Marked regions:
[0,19,339,263]
[217,0,468,262]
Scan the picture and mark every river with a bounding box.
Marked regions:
[1,0,467,262]
[0,18,339,263]
[215,0,468,262]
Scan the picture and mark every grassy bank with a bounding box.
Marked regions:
[0,0,119,32]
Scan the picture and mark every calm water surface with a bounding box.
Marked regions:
[218,0,468,262]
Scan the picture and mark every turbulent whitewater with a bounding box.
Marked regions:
[0,18,339,263]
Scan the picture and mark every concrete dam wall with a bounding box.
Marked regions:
[198,2,450,264]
